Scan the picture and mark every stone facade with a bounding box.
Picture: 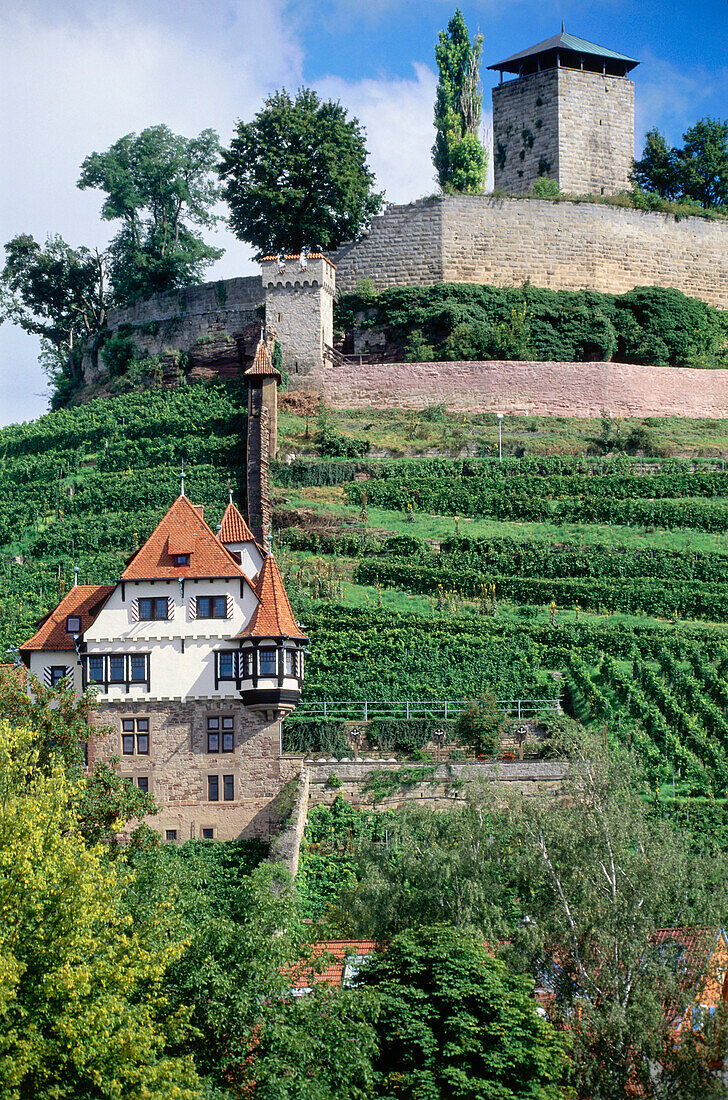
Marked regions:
[89,699,283,841]
[262,256,335,386]
[492,69,634,196]
[331,195,728,308]
[320,357,728,418]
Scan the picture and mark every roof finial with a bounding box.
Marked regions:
[73,565,78,588]
[227,478,233,505]
[180,459,185,498]
[561,18,565,32]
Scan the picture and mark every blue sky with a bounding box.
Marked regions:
[1,0,726,426]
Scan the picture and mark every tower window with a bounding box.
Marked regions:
[208,775,219,801]
[259,649,277,676]
[223,775,235,801]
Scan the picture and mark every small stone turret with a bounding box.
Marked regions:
[245,337,281,547]
[261,253,335,387]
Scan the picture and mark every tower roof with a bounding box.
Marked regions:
[235,554,308,641]
[219,501,258,546]
[121,495,247,581]
[245,338,282,381]
[489,31,638,75]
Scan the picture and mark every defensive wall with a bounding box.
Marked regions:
[332,195,728,308]
[320,358,728,419]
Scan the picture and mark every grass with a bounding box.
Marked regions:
[275,487,728,556]
[278,407,728,460]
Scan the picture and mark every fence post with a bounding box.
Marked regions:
[517,699,522,719]
[364,701,368,722]
[323,701,327,717]
[406,701,410,720]
[444,701,448,719]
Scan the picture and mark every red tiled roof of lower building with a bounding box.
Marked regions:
[286,940,379,990]
[219,502,257,545]
[20,585,115,653]
[261,253,335,267]
[235,554,307,640]
[122,495,247,581]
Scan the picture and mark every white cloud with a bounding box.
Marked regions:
[0,0,301,426]
[636,51,728,147]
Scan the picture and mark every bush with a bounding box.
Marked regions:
[532,177,560,198]
[454,694,506,757]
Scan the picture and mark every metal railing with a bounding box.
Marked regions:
[293,698,561,722]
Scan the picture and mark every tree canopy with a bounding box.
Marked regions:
[78,124,223,302]
[0,721,202,1099]
[220,88,384,256]
[432,10,487,193]
[632,118,728,208]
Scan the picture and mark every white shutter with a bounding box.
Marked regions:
[130,598,139,622]
[64,666,73,683]
[43,666,52,687]
[188,597,197,620]
[167,596,175,620]
[226,593,234,619]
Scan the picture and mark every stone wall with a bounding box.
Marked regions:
[492,70,561,196]
[557,70,634,196]
[332,195,728,308]
[89,699,282,841]
[305,760,568,811]
[320,358,728,418]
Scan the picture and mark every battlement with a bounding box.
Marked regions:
[261,254,336,296]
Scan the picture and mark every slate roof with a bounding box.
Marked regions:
[121,495,247,581]
[235,554,308,640]
[20,585,115,653]
[219,502,257,545]
[489,31,639,73]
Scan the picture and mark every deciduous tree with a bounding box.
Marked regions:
[0,721,202,1099]
[220,89,384,256]
[432,10,487,193]
[78,124,223,302]
[632,118,728,208]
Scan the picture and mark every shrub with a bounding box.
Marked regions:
[454,694,506,757]
[532,177,560,198]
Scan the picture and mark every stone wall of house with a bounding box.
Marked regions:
[320,358,728,418]
[89,700,283,841]
[331,195,728,308]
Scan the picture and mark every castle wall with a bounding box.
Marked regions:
[320,358,728,419]
[492,70,561,196]
[557,71,634,195]
[89,699,282,841]
[332,196,728,308]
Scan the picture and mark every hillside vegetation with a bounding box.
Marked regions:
[5,382,728,806]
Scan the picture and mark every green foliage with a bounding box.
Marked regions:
[0,722,203,1098]
[335,281,728,367]
[78,124,223,302]
[454,693,506,756]
[360,925,568,1099]
[531,177,560,198]
[433,11,487,193]
[221,88,384,255]
[632,117,728,208]
[0,233,108,403]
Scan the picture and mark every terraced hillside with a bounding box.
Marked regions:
[4,383,728,806]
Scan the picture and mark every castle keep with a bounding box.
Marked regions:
[489,30,638,196]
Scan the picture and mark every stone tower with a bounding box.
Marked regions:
[245,336,281,547]
[489,30,638,197]
[261,253,335,388]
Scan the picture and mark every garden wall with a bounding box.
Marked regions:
[320,358,728,418]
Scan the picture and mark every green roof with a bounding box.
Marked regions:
[488,31,639,74]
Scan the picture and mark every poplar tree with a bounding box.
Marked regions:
[432,10,487,194]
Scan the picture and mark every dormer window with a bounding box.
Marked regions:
[66,616,81,634]
[173,554,190,567]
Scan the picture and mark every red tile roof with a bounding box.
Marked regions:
[244,339,282,380]
[235,554,307,640]
[219,502,257,545]
[261,253,336,268]
[20,585,115,653]
[286,940,378,990]
[122,495,247,581]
